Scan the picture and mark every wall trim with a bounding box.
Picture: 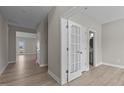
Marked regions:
[8,61,16,64]
[102,62,124,69]
[40,64,48,67]
[48,70,60,84]
[0,64,8,75]
[95,62,102,67]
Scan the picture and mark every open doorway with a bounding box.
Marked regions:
[89,31,95,69]
[16,31,37,65]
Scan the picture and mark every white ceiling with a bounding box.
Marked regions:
[81,6,124,24]
[0,6,52,29]
[1,6,124,29]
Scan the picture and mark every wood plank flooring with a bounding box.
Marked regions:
[1,54,124,86]
[0,54,58,86]
[67,65,124,86]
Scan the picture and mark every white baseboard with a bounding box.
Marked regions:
[95,62,102,67]
[0,64,8,75]
[102,62,124,69]
[40,64,48,67]
[8,61,16,64]
[48,70,60,84]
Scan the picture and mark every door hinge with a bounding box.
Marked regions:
[66,70,68,73]
[66,70,69,82]
[67,48,69,51]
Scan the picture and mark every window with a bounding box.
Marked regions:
[19,41,25,49]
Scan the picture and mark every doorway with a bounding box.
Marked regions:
[61,18,87,85]
[16,31,37,65]
[89,31,95,69]
[67,20,83,82]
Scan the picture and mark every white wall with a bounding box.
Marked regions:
[69,13,102,66]
[36,18,48,66]
[48,6,73,83]
[102,19,124,67]
[0,14,8,75]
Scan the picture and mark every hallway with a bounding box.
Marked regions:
[0,54,58,86]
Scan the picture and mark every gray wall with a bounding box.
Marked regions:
[0,14,8,74]
[36,18,48,65]
[8,27,16,62]
[8,25,36,63]
[48,6,72,80]
[102,19,124,66]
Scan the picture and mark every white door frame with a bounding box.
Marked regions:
[60,18,68,85]
[87,29,97,70]
[60,18,87,85]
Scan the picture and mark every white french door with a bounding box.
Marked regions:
[67,20,84,82]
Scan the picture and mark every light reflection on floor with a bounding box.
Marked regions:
[17,55,25,72]
[18,55,25,62]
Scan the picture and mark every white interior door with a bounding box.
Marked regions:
[68,20,83,82]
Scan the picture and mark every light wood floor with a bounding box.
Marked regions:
[1,54,124,86]
[67,65,124,86]
[0,54,58,86]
